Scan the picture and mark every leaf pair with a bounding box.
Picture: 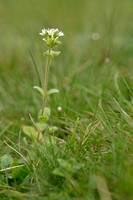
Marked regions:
[44,50,61,58]
[33,86,59,98]
[53,158,84,178]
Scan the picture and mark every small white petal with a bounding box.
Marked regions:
[42,29,46,33]
[55,28,59,32]
[58,106,62,113]
[59,31,64,36]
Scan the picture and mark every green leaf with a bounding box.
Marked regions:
[38,116,47,123]
[12,165,27,180]
[53,168,66,177]
[23,126,42,140]
[1,154,13,169]
[36,122,47,131]
[44,50,61,58]
[51,50,61,56]
[10,158,27,180]
[11,158,19,167]
[23,126,37,138]
[33,86,45,98]
[49,126,58,134]
[58,158,84,173]
[44,107,51,118]
[44,136,55,145]
[46,89,59,97]
[38,107,51,122]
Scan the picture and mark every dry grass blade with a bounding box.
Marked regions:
[0,118,4,126]
[4,141,30,165]
[113,98,133,127]
[96,175,112,200]
[0,165,24,172]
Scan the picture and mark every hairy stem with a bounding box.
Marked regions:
[41,50,51,115]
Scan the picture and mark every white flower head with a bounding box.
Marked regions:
[39,28,64,53]
[40,28,64,39]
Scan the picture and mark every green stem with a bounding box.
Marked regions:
[41,49,51,115]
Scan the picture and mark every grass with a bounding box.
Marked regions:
[0,0,133,199]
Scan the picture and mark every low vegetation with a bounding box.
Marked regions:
[0,0,133,199]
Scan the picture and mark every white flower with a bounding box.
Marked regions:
[39,28,64,39]
[58,106,62,113]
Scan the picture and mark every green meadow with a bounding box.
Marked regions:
[0,0,133,199]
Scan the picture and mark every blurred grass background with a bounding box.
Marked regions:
[0,0,133,199]
[0,0,133,123]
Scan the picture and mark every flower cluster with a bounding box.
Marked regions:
[39,28,64,48]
